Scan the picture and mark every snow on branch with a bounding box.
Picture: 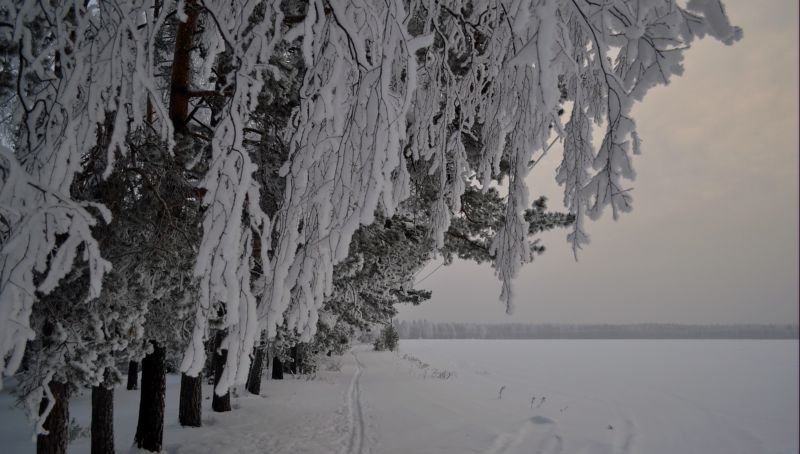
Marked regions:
[0,0,170,396]
[0,0,741,411]
[180,0,283,395]
[263,0,740,326]
[262,0,432,341]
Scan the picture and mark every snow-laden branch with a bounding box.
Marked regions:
[0,0,171,400]
[263,0,740,327]
[0,0,742,416]
[180,0,283,396]
[261,0,433,341]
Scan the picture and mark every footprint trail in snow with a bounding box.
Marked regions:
[482,415,563,454]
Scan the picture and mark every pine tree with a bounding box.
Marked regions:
[374,324,400,351]
[0,2,742,434]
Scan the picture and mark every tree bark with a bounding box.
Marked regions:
[179,372,203,427]
[211,332,231,412]
[245,345,265,395]
[126,361,138,390]
[134,341,166,452]
[271,355,283,380]
[168,0,199,132]
[91,381,114,454]
[37,380,68,454]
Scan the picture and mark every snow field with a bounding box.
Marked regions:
[394,339,799,454]
[0,340,796,453]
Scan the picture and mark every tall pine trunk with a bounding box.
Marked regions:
[126,361,138,390]
[134,341,166,452]
[37,380,68,454]
[91,380,114,454]
[179,372,202,426]
[211,332,231,412]
[271,355,283,380]
[289,345,298,374]
[168,0,198,131]
[245,345,265,395]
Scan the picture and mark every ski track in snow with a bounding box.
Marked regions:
[342,351,368,454]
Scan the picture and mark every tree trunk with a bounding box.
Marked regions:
[134,341,166,452]
[168,0,199,132]
[179,372,202,427]
[289,345,298,374]
[91,382,114,454]
[290,345,306,374]
[204,340,215,384]
[271,355,283,380]
[245,345,265,395]
[211,332,231,412]
[37,380,68,454]
[126,361,138,390]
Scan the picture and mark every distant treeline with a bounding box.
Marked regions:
[396,320,799,339]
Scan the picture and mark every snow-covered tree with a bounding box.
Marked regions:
[261,0,741,342]
[0,3,178,442]
[0,0,741,437]
[374,323,400,351]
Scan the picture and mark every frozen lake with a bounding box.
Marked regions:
[391,339,799,454]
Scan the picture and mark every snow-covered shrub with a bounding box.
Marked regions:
[320,356,343,372]
[401,353,454,379]
[374,324,400,352]
[429,369,456,380]
[67,418,89,442]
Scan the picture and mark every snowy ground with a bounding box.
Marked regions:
[0,340,797,453]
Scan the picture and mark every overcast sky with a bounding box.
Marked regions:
[398,0,799,325]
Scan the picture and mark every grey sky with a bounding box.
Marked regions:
[398,0,799,324]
